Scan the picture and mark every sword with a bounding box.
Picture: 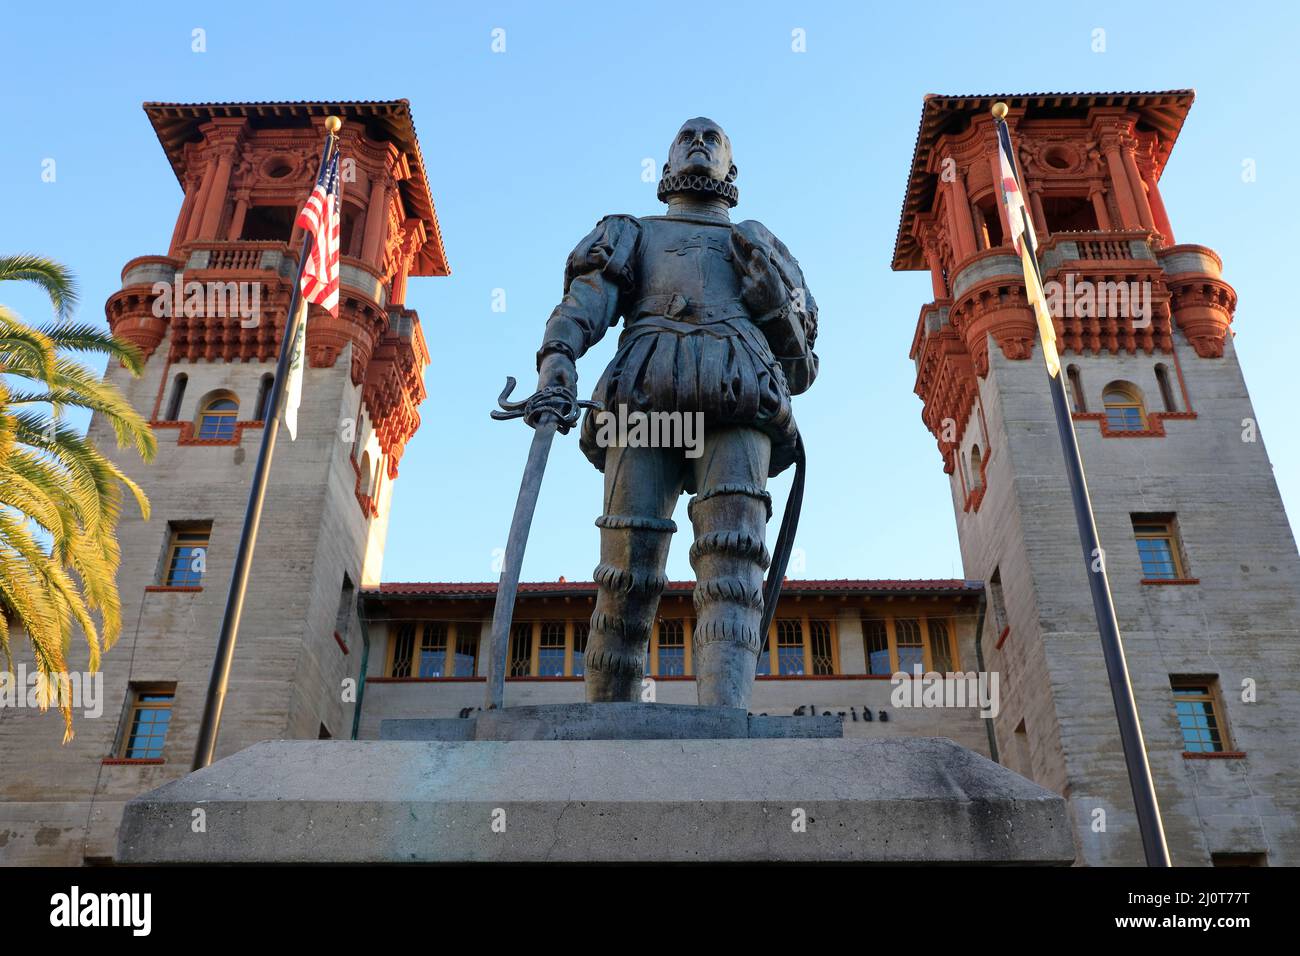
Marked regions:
[484,377,600,709]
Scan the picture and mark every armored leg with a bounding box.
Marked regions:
[585,444,684,701]
[689,426,772,709]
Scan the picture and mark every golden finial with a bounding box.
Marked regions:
[324,115,342,133]
[991,102,1009,120]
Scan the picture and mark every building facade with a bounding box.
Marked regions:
[1,92,1296,867]
[898,91,1300,865]
[356,579,989,748]
[0,100,446,864]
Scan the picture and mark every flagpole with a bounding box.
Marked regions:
[191,116,341,771]
[990,103,1169,866]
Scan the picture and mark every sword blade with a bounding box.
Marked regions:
[485,419,558,709]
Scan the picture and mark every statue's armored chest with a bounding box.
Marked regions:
[632,217,742,307]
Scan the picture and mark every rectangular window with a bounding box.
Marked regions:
[508,623,533,677]
[1133,515,1185,580]
[239,204,296,242]
[571,621,589,677]
[121,689,174,759]
[1172,678,1229,753]
[928,619,955,673]
[537,622,566,676]
[657,619,686,676]
[809,620,834,675]
[863,619,891,675]
[390,624,415,677]
[163,523,210,587]
[453,626,478,677]
[755,630,771,676]
[334,573,355,639]
[776,619,805,675]
[418,623,448,678]
[895,618,924,674]
[989,569,1008,633]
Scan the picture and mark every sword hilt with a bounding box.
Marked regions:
[491,376,601,434]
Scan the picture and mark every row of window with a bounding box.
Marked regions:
[385,615,955,679]
[1065,364,1181,430]
[964,366,1183,495]
[112,673,1237,760]
[162,512,1187,602]
[163,373,275,437]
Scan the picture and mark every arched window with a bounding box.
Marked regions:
[255,374,274,421]
[973,193,1003,249]
[1066,365,1086,413]
[197,394,239,440]
[1154,363,1178,413]
[164,373,188,421]
[358,450,374,497]
[340,200,363,258]
[969,445,984,490]
[1102,382,1146,432]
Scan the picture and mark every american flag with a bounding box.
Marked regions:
[296,144,342,316]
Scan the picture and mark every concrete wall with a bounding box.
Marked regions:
[953,329,1300,866]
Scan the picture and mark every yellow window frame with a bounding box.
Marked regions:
[163,527,209,586]
[1133,517,1186,579]
[861,614,960,675]
[762,614,841,676]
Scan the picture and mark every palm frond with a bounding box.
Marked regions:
[0,254,79,322]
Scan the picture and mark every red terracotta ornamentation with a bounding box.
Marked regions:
[1168,274,1236,358]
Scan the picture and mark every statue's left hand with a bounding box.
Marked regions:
[731,227,787,317]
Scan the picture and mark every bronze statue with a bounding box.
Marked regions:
[490,118,818,711]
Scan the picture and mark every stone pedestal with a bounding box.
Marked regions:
[380,702,843,741]
[117,733,1073,864]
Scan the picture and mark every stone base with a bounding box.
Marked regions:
[117,736,1073,864]
[380,702,843,741]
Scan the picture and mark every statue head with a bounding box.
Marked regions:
[658,116,739,208]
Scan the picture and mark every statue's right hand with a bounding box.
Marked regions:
[537,352,577,395]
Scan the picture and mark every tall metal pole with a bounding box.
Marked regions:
[1045,361,1170,866]
[992,102,1170,865]
[192,119,339,771]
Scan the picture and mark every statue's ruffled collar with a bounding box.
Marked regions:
[656,173,739,208]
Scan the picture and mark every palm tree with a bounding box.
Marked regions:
[0,254,156,740]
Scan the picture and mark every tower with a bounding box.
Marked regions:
[0,100,446,864]
[896,91,1300,865]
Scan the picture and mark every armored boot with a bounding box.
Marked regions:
[584,514,675,700]
[689,428,772,709]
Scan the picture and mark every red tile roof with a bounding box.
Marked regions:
[142,99,449,277]
[364,579,982,599]
[892,90,1196,271]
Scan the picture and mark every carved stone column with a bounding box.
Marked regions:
[1101,132,1141,229]
[1122,139,1157,233]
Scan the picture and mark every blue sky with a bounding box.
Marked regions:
[3,1,1298,585]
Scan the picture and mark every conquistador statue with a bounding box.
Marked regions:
[530,117,818,710]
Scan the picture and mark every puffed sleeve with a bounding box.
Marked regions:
[538,214,641,363]
[735,219,819,395]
